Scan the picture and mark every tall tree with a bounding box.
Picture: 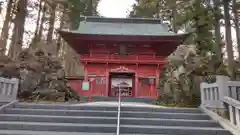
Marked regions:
[36,1,47,43]
[87,0,93,16]
[213,0,222,60]
[233,0,240,61]
[0,0,13,55]
[46,3,56,44]
[223,0,235,79]
[9,0,28,59]
[57,4,67,53]
[31,0,44,46]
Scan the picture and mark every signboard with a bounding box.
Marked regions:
[148,76,156,79]
[82,81,89,91]
[88,74,97,77]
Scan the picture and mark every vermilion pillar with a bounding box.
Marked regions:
[84,64,88,81]
[135,72,138,97]
[105,69,109,97]
[156,68,161,98]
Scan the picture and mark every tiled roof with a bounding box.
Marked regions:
[67,16,178,36]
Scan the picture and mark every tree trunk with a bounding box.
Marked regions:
[0,0,13,55]
[57,5,67,53]
[223,0,235,79]
[156,1,160,18]
[46,3,56,44]
[8,0,28,59]
[36,2,46,43]
[87,0,93,16]
[194,0,201,48]
[233,0,240,61]
[31,0,43,47]
[171,1,177,33]
[213,0,222,60]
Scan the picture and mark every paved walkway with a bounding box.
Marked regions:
[72,101,167,108]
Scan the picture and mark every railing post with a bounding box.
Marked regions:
[2,82,6,95]
[217,76,230,103]
[235,108,240,127]
[229,105,235,124]
[11,78,19,99]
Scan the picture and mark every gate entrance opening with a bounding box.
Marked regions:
[109,72,135,97]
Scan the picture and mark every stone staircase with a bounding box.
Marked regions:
[0,102,234,135]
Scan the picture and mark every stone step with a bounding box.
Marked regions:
[0,114,220,128]
[3,108,117,117]
[120,111,210,120]
[119,125,232,135]
[3,108,208,120]
[121,107,201,113]
[0,121,231,135]
[0,122,115,133]
[14,103,201,113]
[120,117,221,127]
[14,103,118,111]
[0,130,161,135]
[0,131,115,135]
[0,114,117,124]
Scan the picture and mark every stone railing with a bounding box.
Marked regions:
[222,97,240,128]
[200,76,230,108]
[200,75,240,129]
[0,77,19,102]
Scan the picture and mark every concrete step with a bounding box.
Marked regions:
[0,121,231,135]
[3,107,209,120]
[3,108,117,117]
[121,107,202,113]
[120,111,211,120]
[14,103,118,111]
[119,125,232,135]
[3,108,208,120]
[0,130,161,135]
[0,131,115,135]
[0,114,117,124]
[0,122,116,133]
[0,114,220,128]
[14,103,201,113]
[120,117,221,127]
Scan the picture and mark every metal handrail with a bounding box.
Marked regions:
[116,85,121,135]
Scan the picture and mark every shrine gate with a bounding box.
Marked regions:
[60,17,187,99]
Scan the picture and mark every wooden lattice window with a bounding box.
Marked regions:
[139,78,150,85]
[95,77,106,85]
[139,78,155,85]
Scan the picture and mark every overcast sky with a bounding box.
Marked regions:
[97,0,136,17]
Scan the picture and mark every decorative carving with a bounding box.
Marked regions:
[110,66,135,73]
